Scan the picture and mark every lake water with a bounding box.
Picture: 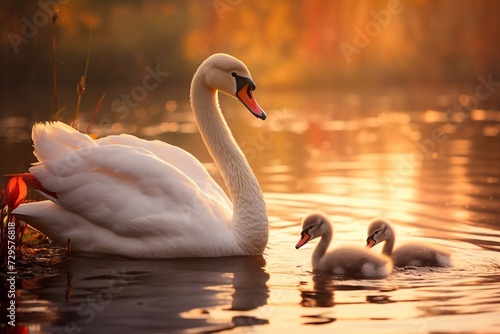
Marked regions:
[1,89,499,333]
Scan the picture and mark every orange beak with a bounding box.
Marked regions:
[295,232,311,249]
[366,237,376,248]
[232,72,266,120]
[236,83,266,120]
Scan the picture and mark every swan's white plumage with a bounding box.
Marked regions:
[296,213,392,279]
[19,123,237,258]
[96,134,232,208]
[13,54,267,258]
[366,218,452,267]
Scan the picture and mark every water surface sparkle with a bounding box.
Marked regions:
[1,101,499,334]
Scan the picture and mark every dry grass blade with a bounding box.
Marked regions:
[72,29,93,130]
[52,7,59,118]
[86,93,106,135]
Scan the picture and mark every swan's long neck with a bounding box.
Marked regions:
[312,230,331,268]
[382,227,395,256]
[190,74,268,255]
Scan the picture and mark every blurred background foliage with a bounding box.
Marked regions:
[0,0,499,119]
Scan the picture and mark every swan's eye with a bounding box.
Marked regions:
[310,223,322,230]
[231,72,237,77]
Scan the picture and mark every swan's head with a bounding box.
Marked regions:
[295,213,332,249]
[197,53,266,120]
[366,218,393,248]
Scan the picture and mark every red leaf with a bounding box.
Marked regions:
[5,176,27,210]
[6,173,58,200]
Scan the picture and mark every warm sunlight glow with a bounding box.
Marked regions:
[135,107,147,119]
[1,2,499,333]
[165,100,178,112]
[111,122,122,133]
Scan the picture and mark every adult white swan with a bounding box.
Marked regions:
[13,53,268,258]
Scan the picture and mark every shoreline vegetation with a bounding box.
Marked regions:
[2,1,500,93]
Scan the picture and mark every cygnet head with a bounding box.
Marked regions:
[366,217,394,248]
[295,213,332,249]
[192,53,266,120]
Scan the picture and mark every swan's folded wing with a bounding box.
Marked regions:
[28,144,232,238]
[31,122,99,166]
[96,134,231,208]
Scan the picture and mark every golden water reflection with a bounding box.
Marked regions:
[0,94,499,333]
